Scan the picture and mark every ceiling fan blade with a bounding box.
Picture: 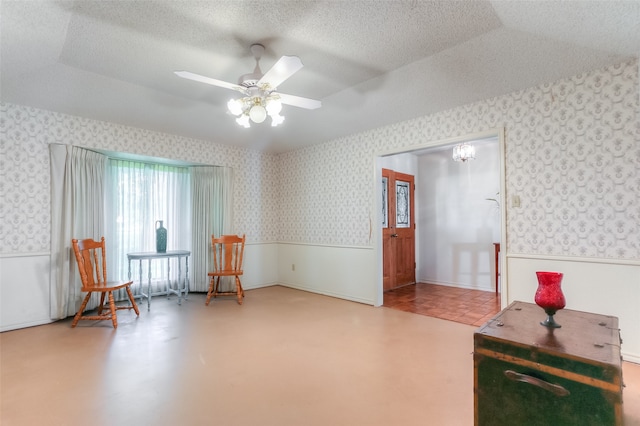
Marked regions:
[257,56,304,89]
[174,71,246,93]
[277,92,322,110]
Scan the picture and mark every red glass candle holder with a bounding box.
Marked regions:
[534,271,566,328]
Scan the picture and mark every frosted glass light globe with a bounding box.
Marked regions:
[271,114,285,127]
[236,114,250,128]
[249,105,267,123]
[266,99,282,115]
[227,99,243,116]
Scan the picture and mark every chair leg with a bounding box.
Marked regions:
[206,276,244,306]
[108,291,118,328]
[236,276,244,305]
[125,285,140,316]
[214,276,221,297]
[72,292,93,328]
[98,292,106,314]
[205,276,215,306]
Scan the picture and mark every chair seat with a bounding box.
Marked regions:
[82,280,134,292]
[207,271,243,277]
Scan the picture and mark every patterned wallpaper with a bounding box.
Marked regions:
[1,59,638,259]
[278,59,639,259]
[0,104,280,254]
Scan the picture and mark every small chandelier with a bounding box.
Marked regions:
[452,143,476,162]
[227,86,285,128]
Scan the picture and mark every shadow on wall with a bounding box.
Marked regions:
[451,229,493,290]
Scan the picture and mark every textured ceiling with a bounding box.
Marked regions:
[2,1,639,153]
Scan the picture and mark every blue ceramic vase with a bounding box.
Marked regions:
[155,220,167,253]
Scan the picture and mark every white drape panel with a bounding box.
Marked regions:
[190,166,234,292]
[49,144,107,319]
[105,160,191,293]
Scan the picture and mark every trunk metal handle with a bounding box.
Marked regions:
[504,370,570,397]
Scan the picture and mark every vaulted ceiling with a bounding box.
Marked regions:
[2,1,639,153]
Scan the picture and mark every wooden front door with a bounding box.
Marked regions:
[382,168,416,291]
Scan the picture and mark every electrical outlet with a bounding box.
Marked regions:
[291,264,295,271]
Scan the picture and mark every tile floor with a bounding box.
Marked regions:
[383,282,501,327]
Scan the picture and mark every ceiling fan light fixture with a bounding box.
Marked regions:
[175,43,320,129]
[229,95,281,126]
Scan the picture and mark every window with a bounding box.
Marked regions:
[106,159,192,290]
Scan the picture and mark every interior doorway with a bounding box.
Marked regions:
[374,130,507,315]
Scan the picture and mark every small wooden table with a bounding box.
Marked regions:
[474,301,623,425]
[127,250,190,311]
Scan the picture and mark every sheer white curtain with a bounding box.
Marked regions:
[49,144,107,319]
[190,166,234,292]
[105,160,191,293]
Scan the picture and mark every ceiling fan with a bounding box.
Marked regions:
[174,44,321,127]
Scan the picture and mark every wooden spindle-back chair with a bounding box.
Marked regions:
[206,234,246,305]
[71,237,139,328]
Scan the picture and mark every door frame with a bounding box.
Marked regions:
[372,128,508,308]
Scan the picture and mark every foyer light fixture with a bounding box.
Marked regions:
[227,89,285,128]
[452,143,476,162]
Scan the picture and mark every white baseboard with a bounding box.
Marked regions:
[278,282,375,306]
[1,318,53,333]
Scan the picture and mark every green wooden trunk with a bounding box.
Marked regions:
[474,301,623,426]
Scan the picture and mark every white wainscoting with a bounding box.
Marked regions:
[1,253,52,332]
[241,242,280,290]
[507,255,640,364]
[0,243,280,332]
[6,245,637,364]
[277,243,377,305]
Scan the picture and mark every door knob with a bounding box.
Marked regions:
[391,234,398,238]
